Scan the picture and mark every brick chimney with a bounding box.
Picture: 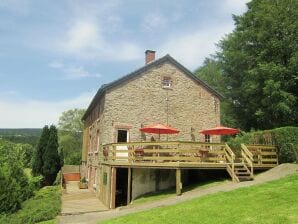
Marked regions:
[145,50,155,64]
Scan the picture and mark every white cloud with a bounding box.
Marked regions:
[142,12,167,31]
[54,20,142,61]
[63,21,104,55]
[49,61,101,80]
[0,91,95,128]
[159,24,234,70]
[62,66,101,80]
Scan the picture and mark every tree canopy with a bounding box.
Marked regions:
[42,125,61,185]
[32,126,50,176]
[58,108,85,165]
[58,108,85,132]
[197,0,297,131]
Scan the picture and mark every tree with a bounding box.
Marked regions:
[0,140,34,214]
[58,108,85,165]
[58,108,85,132]
[195,58,237,127]
[32,125,50,176]
[217,0,298,130]
[42,125,60,185]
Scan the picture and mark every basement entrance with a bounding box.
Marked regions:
[115,168,129,207]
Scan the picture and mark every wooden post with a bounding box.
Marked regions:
[127,168,132,205]
[110,167,117,209]
[232,154,235,182]
[176,169,182,196]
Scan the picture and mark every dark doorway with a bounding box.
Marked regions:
[116,168,128,207]
[117,130,128,143]
[182,169,229,192]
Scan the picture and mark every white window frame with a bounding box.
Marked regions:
[162,76,172,88]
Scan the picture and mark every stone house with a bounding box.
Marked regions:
[81,50,222,208]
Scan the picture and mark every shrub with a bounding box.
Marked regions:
[0,140,34,214]
[228,126,298,163]
[29,175,44,191]
[0,186,61,224]
[0,165,21,214]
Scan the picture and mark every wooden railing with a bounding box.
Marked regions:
[245,144,278,166]
[224,144,237,182]
[102,141,232,165]
[241,144,254,176]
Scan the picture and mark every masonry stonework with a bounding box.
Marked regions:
[82,56,221,207]
[102,62,220,144]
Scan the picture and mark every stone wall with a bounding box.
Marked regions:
[82,59,221,205]
[102,61,220,144]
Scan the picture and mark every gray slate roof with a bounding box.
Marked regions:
[82,54,223,121]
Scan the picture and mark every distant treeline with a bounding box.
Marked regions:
[0,128,42,146]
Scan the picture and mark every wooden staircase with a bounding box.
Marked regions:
[234,162,253,182]
[225,144,255,183]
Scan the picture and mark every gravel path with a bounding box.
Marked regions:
[58,163,298,224]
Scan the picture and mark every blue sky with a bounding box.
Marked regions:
[0,0,248,128]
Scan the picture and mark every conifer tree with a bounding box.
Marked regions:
[42,125,60,185]
[32,125,49,176]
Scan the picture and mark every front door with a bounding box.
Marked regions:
[116,129,129,160]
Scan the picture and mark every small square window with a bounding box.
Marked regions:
[162,77,172,88]
[205,134,211,143]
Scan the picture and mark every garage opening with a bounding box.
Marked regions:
[115,168,129,207]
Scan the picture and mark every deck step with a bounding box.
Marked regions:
[234,163,254,182]
[238,176,253,181]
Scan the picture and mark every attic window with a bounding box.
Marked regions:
[162,76,172,88]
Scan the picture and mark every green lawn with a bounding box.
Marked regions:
[132,179,228,204]
[0,186,61,224]
[100,173,298,224]
[37,219,57,224]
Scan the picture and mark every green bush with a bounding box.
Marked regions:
[0,165,22,214]
[0,140,34,214]
[0,186,61,224]
[270,127,298,163]
[228,126,298,163]
[29,175,44,191]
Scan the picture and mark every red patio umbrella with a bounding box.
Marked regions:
[140,123,179,140]
[199,125,240,135]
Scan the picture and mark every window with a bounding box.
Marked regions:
[205,134,211,143]
[95,130,100,152]
[89,135,92,153]
[162,76,172,88]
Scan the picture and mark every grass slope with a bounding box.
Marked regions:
[100,173,298,224]
[132,179,227,205]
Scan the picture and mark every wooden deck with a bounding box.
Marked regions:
[100,141,278,182]
[97,141,278,208]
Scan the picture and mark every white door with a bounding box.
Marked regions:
[116,129,129,160]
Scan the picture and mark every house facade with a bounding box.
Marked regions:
[81,50,222,208]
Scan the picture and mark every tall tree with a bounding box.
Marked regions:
[58,108,85,165]
[58,108,85,132]
[32,125,50,176]
[217,0,298,130]
[195,58,237,127]
[42,125,60,185]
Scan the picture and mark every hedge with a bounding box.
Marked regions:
[0,186,61,224]
[228,126,298,163]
